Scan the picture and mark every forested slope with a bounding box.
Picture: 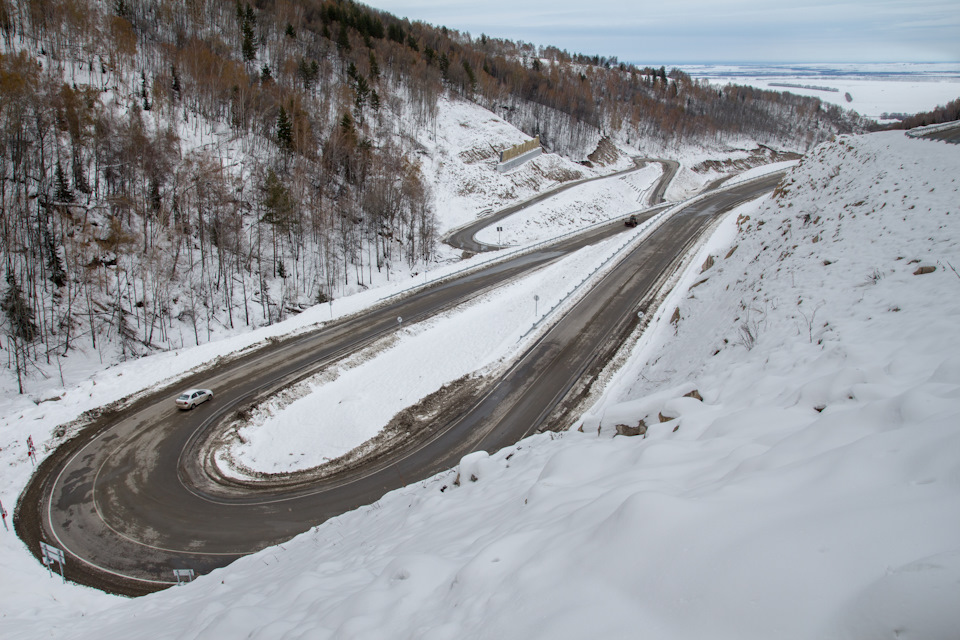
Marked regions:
[0,0,862,392]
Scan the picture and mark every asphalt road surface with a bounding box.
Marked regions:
[17,171,783,596]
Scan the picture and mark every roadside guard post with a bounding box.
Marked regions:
[0,498,7,531]
[27,435,37,466]
[40,541,66,582]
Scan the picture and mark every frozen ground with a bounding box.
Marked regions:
[3,129,958,639]
[683,62,960,122]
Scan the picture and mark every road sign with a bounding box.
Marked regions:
[40,541,66,582]
[173,569,195,585]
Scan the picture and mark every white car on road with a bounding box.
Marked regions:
[175,389,213,410]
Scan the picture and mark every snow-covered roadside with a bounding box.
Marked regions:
[12,129,958,640]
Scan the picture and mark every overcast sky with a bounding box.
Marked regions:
[363,0,960,64]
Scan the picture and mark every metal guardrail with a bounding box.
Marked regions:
[517,211,666,341]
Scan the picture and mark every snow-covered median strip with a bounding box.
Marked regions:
[473,162,661,246]
[219,232,633,476]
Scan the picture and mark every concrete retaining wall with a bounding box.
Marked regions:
[496,147,542,173]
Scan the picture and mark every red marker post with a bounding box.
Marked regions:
[26,435,36,466]
[0,498,7,531]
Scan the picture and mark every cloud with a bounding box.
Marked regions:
[365,1,960,62]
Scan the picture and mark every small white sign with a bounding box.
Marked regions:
[173,569,195,584]
[40,541,66,582]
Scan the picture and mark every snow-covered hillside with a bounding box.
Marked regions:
[4,130,958,638]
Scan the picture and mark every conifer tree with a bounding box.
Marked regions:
[277,106,293,151]
[55,161,74,203]
[241,15,256,61]
[3,271,37,343]
[337,23,351,53]
[3,271,36,394]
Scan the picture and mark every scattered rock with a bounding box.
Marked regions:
[913,265,936,275]
[587,137,621,166]
[700,255,715,273]
[683,389,703,401]
[615,420,647,437]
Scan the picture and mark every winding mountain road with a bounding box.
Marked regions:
[16,162,783,596]
[445,158,679,252]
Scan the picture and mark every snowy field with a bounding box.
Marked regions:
[2,129,958,639]
[682,62,960,122]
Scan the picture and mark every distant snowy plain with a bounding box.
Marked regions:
[683,62,960,122]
